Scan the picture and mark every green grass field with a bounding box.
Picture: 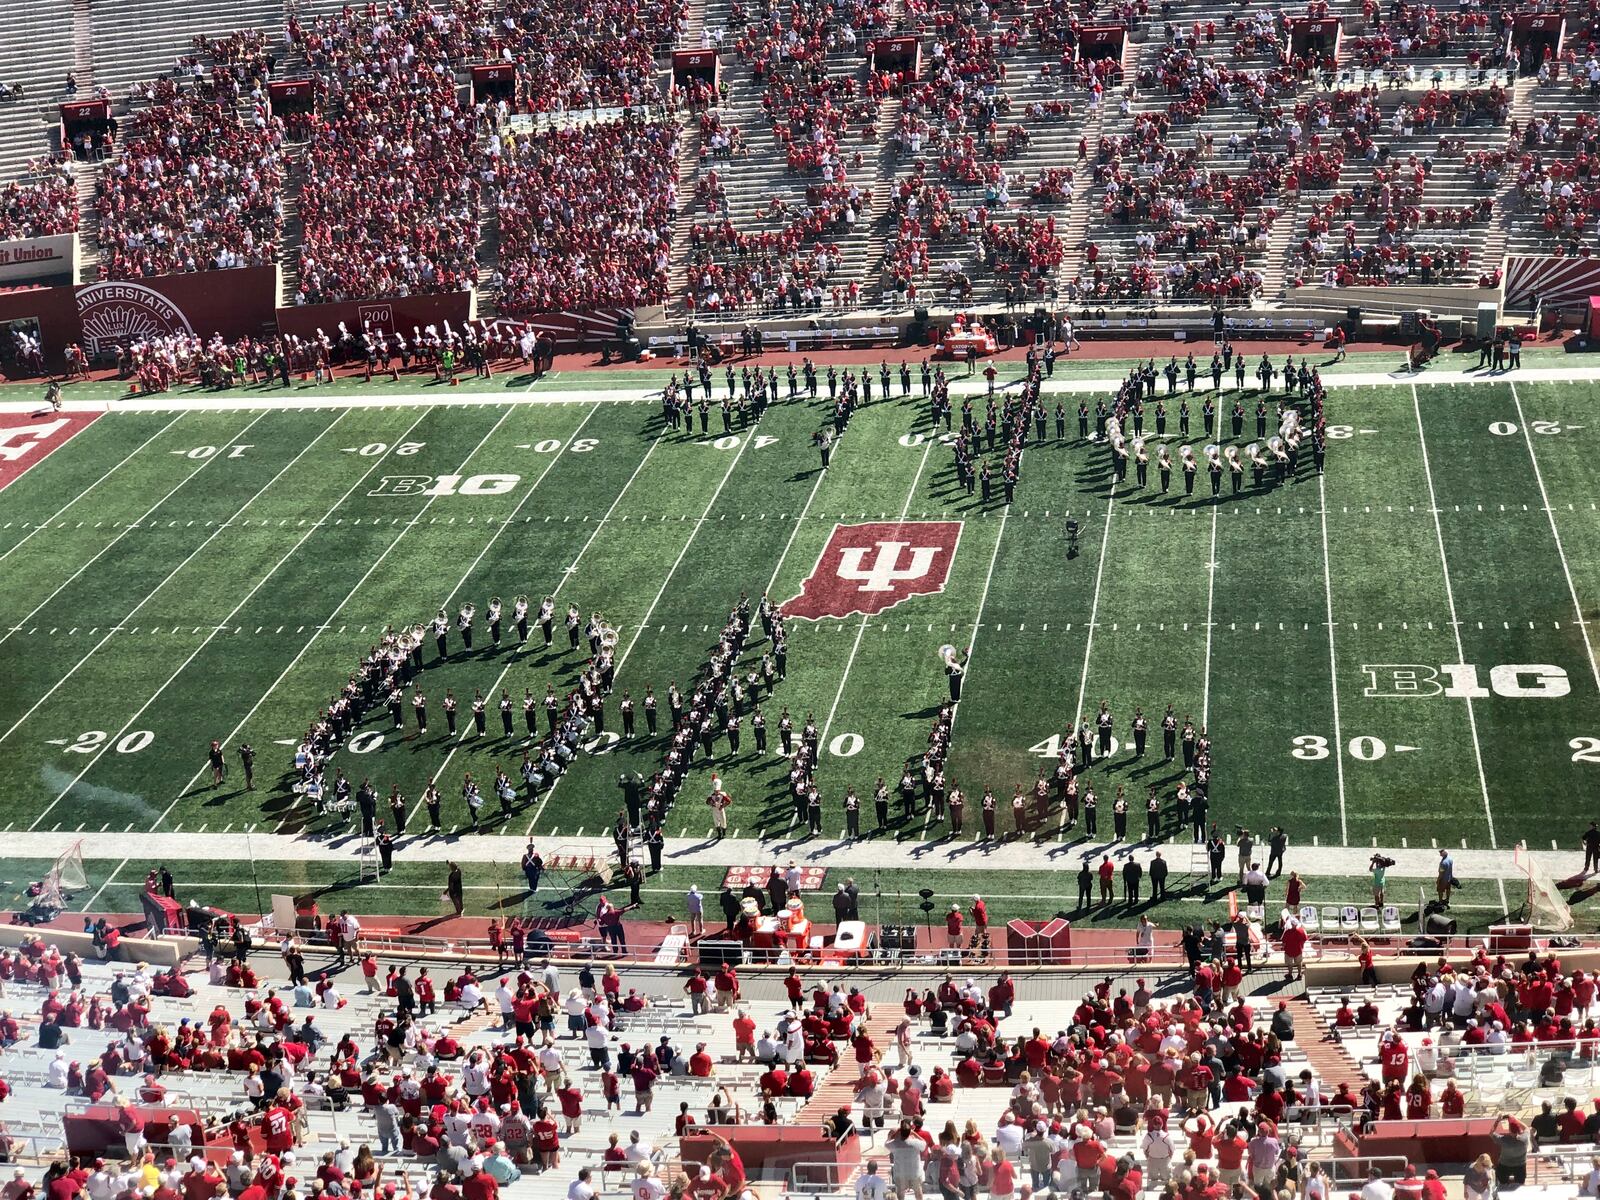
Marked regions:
[2,359,1597,922]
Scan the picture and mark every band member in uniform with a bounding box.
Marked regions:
[487,596,502,646]
[513,594,530,643]
[1011,788,1027,837]
[1112,787,1128,840]
[1182,716,1197,770]
[621,691,635,738]
[873,777,890,830]
[237,742,255,790]
[538,596,556,647]
[457,602,475,651]
[413,688,428,736]
[565,603,581,650]
[1096,702,1114,758]
[375,823,394,872]
[421,779,440,831]
[899,766,917,819]
[751,706,766,752]
[1131,708,1147,757]
[1162,704,1177,760]
[523,688,538,735]
[1082,782,1098,836]
[1147,786,1161,840]
[778,708,794,756]
[1134,439,1149,488]
[432,608,449,659]
[1182,445,1197,495]
[981,788,997,840]
[947,785,964,835]
[443,689,458,734]
[1157,446,1172,493]
[1078,400,1090,440]
[472,691,487,736]
[499,690,514,736]
[389,786,408,834]
[388,684,405,730]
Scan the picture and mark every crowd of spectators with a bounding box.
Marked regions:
[0,159,78,241]
[290,0,487,303]
[489,117,679,313]
[95,97,284,279]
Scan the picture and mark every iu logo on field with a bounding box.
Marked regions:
[782,521,963,620]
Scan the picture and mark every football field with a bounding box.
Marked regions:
[1,357,1598,916]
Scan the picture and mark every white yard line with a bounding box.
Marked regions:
[417,407,650,795]
[764,461,830,596]
[1,411,274,747]
[1317,471,1350,845]
[1071,491,1117,733]
[435,403,602,614]
[1200,502,1219,729]
[26,411,355,829]
[152,408,513,829]
[0,410,268,655]
[523,421,760,830]
[818,438,935,757]
[0,412,185,566]
[924,494,1011,833]
[1510,382,1600,696]
[80,857,129,913]
[1411,384,1498,850]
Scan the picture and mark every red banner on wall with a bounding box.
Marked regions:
[74,266,278,354]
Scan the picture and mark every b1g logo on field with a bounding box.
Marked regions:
[782,521,962,620]
[76,281,195,356]
[1363,663,1571,699]
[369,473,521,497]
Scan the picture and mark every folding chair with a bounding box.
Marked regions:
[1380,905,1401,932]
[1360,907,1381,933]
[1321,906,1343,934]
[1340,905,1360,932]
[1299,905,1321,933]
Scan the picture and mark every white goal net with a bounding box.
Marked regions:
[1513,842,1574,932]
[37,840,87,910]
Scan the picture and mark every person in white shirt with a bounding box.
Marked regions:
[1142,1125,1175,1184]
[1360,1169,1395,1200]
[631,1163,666,1200]
[46,1053,68,1090]
[495,982,515,1028]
[855,1161,888,1200]
[567,1169,596,1200]
[85,1164,116,1200]
[624,1131,654,1164]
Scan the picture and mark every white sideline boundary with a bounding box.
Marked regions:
[3,365,1594,414]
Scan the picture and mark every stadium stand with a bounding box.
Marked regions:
[2,0,1598,321]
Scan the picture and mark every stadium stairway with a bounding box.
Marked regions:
[792,1007,902,1126]
[1283,995,1365,1089]
[0,0,77,179]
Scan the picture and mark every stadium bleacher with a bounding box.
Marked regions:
[0,0,1594,323]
